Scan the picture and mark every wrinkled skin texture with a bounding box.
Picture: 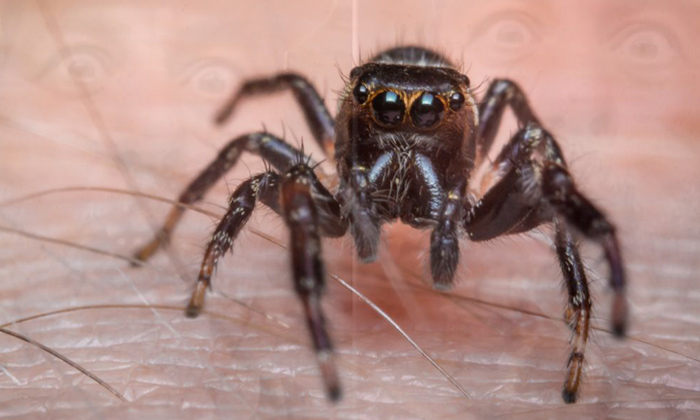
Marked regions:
[1,0,699,419]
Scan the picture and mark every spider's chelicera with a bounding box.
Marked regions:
[133,46,627,404]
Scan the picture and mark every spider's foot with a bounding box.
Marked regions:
[131,239,160,267]
[612,293,628,338]
[131,231,173,266]
[562,388,578,404]
[214,93,241,125]
[353,236,379,263]
[185,304,201,318]
[563,351,583,404]
[317,349,342,402]
[186,280,208,318]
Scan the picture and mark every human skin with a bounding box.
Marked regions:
[0,1,699,419]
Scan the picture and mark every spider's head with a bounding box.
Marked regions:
[345,63,473,132]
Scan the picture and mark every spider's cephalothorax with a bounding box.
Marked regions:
[132,46,627,404]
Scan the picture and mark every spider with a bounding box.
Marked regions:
[132,45,627,404]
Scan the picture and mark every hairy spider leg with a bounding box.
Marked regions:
[474,80,626,334]
[132,132,313,263]
[555,218,591,404]
[341,163,387,263]
[216,73,336,157]
[281,164,341,401]
[185,163,344,401]
[464,79,627,403]
[466,123,598,404]
[187,171,280,317]
[473,79,541,167]
[427,158,470,290]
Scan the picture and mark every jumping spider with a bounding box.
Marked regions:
[132,46,627,404]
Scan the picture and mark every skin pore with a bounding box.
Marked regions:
[1,0,699,418]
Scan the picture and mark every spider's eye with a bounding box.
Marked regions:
[449,92,465,111]
[372,91,405,125]
[353,84,369,104]
[410,92,445,128]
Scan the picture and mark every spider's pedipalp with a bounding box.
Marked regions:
[216,73,336,156]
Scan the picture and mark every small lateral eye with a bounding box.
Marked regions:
[372,91,405,125]
[410,92,445,128]
[449,92,465,111]
[353,84,369,104]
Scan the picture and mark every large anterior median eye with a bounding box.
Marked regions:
[372,91,405,125]
[410,92,445,128]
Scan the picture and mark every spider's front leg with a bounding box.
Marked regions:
[465,79,627,403]
[280,164,343,400]
[554,217,591,403]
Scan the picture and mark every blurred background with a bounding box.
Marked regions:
[0,1,699,419]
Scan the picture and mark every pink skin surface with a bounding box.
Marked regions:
[1,0,699,418]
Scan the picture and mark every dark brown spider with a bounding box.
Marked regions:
[132,45,627,404]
